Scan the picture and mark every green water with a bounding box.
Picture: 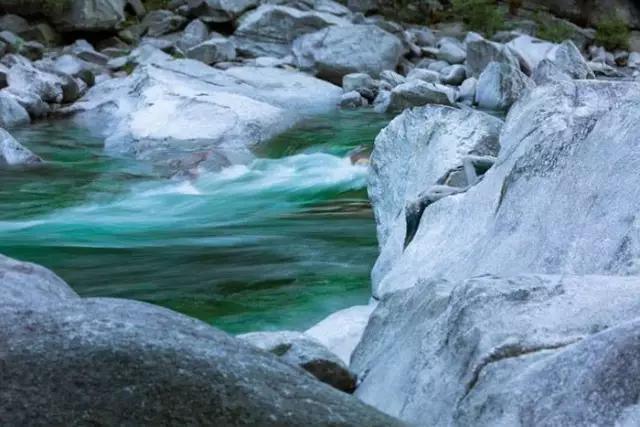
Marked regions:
[0,110,390,333]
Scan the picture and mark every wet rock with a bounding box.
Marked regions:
[293,24,403,84]
[0,128,41,165]
[239,330,357,392]
[340,90,368,108]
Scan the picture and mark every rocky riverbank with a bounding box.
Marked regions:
[3,0,640,424]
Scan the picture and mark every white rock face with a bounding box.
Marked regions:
[0,127,41,165]
[386,80,455,112]
[506,35,558,73]
[67,50,341,168]
[353,274,640,426]
[0,91,29,127]
[375,80,640,296]
[368,106,502,291]
[466,38,519,77]
[292,24,404,83]
[306,304,376,365]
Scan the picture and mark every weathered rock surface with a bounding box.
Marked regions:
[185,0,260,23]
[466,38,519,77]
[306,304,376,365]
[232,5,347,58]
[506,35,557,74]
[375,80,640,296]
[186,37,236,64]
[386,80,455,112]
[239,330,357,392]
[66,49,341,169]
[293,24,403,84]
[0,268,403,425]
[475,62,534,111]
[368,106,502,289]
[353,274,640,426]
[0,0,126,32]
[0,91,29,127]
[340,90,367,108]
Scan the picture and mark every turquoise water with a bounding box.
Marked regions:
[0,111,389,333]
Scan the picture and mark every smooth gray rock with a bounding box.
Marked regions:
[368,106,502,287]
[506,35,558,74]
[177,19,209,51]
[548,39,594,80]
[531,58,573,85]
[353,274,640,426]
[0,128,41,166]
[436,37,466,64]
[457,77,476,103]
[0,0,126,32]
[466,38,520,77]
[186,37,236,64]
[185,0,260,23]
[239,330,357,392]
[292,24,403,84]
[379,69,406,88]
[7,62,68,104]
[142,9,187,38]
[0,296,403,426]
[372,89,390,112]
[406,68,440,83]
[0,91,29,127]
[439,64,466,85]
[342,72,376,100]
[232,5,347,58]
[0,253,73,307]
[340,90,367,108]
[63,39,109,66]
[386,80,455,112]
[66,51,342,169]
[5,88,51,118]
[475,62,534,111]
[374,80,640,296]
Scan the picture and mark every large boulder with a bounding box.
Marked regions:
[184,0,260,23]
[292,24,404,84]
[239,330,357,392]
[374,80,640,296]
[0,128,41,166]
[544,39,594,80]
[368,106,502,289]
[0,0,126,32]
[475,62,534,111]
[0,255,403,426]
[352,274,640,426]
[185,37,236,64]
[466,38,520,77]
[231,5,348,58]
[66,49,342,170]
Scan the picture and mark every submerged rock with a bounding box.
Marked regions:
[239,330,357,392]
[353,274,640,426]
[0,128,41,166]
[293,24,403,84]
[66,50,342,170]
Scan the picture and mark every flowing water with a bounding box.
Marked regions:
[0,110,390,333]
